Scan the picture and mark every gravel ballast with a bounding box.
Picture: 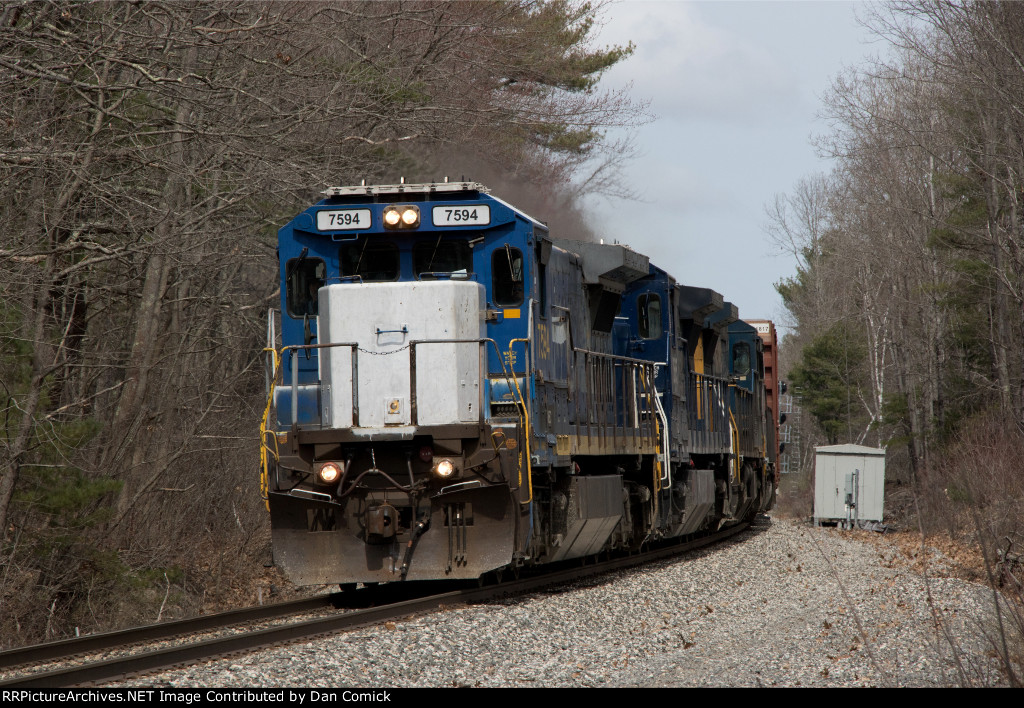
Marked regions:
[113,516,1018,687]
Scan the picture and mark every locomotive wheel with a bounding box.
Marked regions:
[742,464,760,522]
[479,567,506,587]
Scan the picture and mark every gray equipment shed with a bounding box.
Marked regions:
[813,444,886,527]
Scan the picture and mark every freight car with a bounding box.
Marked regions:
[259,182,779,585]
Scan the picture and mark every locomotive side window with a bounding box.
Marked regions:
[340,240,399,281]
[286,258,325,318]
[492,246,524,306]
[733,341,751,374]
[637,293,662,339]
[414,239,471,278]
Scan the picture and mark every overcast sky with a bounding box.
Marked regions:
[585,0,883,328]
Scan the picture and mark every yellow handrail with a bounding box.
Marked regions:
[259,346,283,512]
[728,409,740,483]
[508,338,533,505]
[639,366,660,519]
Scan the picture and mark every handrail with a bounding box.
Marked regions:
[638,366,660,520]
[525,303,663,459]
[259,336,521,506]
[259,342,357,510]
[688,372,731,452]
[571,344,663,368]
[261,324,672,513]
[259,346,282,510]
[508,337,533,505]
[728,409,740,482]
[269,337,515,429]
[651,375,671,488]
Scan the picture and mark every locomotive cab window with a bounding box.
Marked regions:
[414,239,471,278]
[286,257,325,318]
[637,293,662,339]
[492,246,524,306]
[733,341,751,375]
[340,240,399,281]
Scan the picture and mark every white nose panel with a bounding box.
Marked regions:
[318,281,484,429]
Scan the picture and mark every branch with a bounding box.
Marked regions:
[341,134,420,145]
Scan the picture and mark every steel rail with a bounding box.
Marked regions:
[0,520,754,688]
[0,594,339,670]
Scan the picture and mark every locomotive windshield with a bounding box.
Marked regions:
[340,240,399,281]
[414,238,471,278]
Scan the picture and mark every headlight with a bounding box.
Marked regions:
[433,458,455,478]
[383,205,420,229]
[318,462,342,484]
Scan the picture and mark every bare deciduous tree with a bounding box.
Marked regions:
[0,0,645,643]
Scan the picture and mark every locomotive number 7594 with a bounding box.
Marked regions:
[432,204,491,226]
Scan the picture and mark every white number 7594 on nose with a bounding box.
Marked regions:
[432,205,490,226]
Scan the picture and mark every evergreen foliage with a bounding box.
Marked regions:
[788,324,867,445]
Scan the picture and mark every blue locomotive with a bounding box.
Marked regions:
[260,182,779,585]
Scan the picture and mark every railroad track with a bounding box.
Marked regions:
[0,521,752,687]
